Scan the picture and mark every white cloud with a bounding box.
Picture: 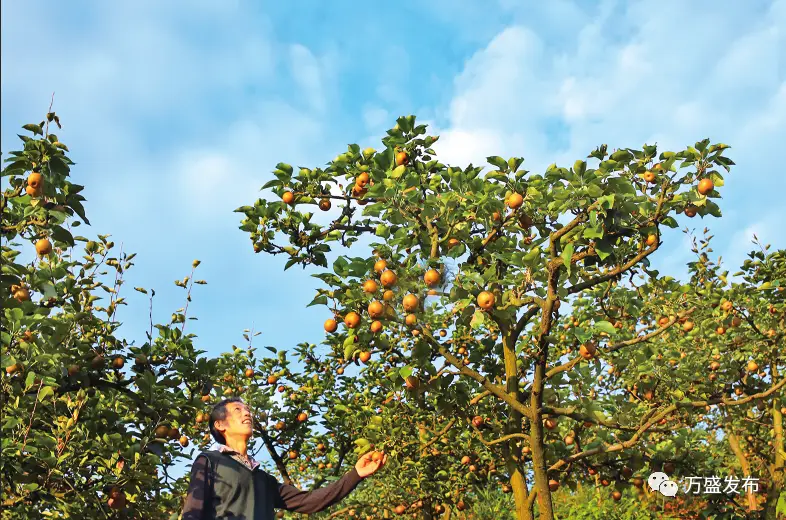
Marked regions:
[425,0,785,278]
[720,211,782,271]
[362,106,389,132]
[289,44,325,113]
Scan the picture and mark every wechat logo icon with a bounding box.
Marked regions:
[648,472,679,497]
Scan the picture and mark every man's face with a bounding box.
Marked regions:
[217,401,253,442]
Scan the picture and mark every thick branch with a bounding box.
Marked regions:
[512,304,542,345]
[424,218,441,259]
[546,307,695,379]
[567,242,657,295]
[472,426,530,447]
[679,378,786,409]
[548,378,786,472]
[542,406,676,434]
[420,329,531,417]
[420,418,457,455]
[526,488,538,511]
[549,208,593,258]
[548,405,675,472]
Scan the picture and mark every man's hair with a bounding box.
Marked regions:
[209,397,246,445]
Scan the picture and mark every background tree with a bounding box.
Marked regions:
[1,114,221,519]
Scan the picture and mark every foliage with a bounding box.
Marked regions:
[238,115,783,520]
[2,109,783,520]
[1,115,220,518]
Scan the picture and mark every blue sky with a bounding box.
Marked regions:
[2,0,785,481]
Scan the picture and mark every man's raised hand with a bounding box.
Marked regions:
[355,450,388,478]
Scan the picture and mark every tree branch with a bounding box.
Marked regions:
[545,307,695,379]
[256,425,292,485]
[548,378,786,473]
[511,303,542,345]
[420,329,531,417]
[567,242,658,295]
[548,405,675,472]
[420,418,457,455]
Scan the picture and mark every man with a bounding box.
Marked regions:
[181,398,387,519]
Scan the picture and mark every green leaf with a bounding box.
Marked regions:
[276,163,293,175]
[38,282,56,300]
[583,226,604,239]
[508,157,524,172]
[523,246,542,266]
[396,116,412,133]
[307,295,328,308]
[594,321,616,334]
[485,171,508,182]
[375,225,390,238]
[25,371,36,389]
[586,184,603,198]
[348,259,369,278]
[470,310,485,330]
[50,226,75,247]
[333,256,349,276]
[486,156,509,171]
[561,242,574,276]
[69,200,90,225]
[261,179,282,191]
[7,308,23,323]
[399,366,413,379]
[38,386,54,402]
[48,156,69,176]
[344,337,358,361]
[597,194,615,209]
[660,216,679,228]
[595,239,612,261]
[23,124,43,136]
[610,150,632,162]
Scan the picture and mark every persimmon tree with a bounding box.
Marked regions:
[541,232,784,519]
[237,115,741,520]
[620,234,784,518]
[0,113,224,519]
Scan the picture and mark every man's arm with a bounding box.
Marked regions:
[181,455,210,520]
[273,467,364,513]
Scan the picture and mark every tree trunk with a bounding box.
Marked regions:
[764,368,783,519]
[727,430,757,513]
[529,405,554,520]
[526,267,560,520]
[530,327,555,518]
[503,332,533,520]
[510,469,533,520]
[763,473,784,520]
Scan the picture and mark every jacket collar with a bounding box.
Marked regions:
[217,444,260,470]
